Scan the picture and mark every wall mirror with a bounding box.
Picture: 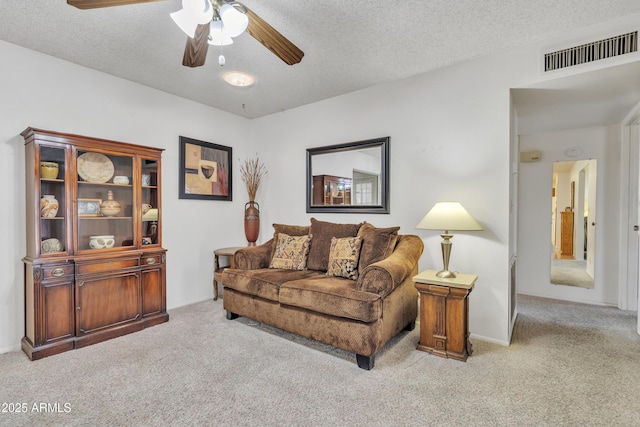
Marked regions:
[306,137,390,213]
[550,159,597,289]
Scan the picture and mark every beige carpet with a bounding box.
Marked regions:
[0,295,638,426]
[551,259,594,288]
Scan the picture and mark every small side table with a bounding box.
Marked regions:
[413,270,477,361]
[213,247,243,301]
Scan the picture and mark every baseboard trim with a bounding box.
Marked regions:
[517,291,618,308]
[0,344,22,355]
[469,333,510,347]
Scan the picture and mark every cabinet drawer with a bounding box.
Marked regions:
[76,257,140,275]
[42,264,75,279]
[141,254,162,267]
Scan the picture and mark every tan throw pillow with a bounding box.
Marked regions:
[269,233,312,270]
[357,222,400,274]
[307,218,361,271]
[327,236,362,280]
[271,223,310,260]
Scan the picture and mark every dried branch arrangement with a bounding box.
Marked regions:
[240,156,267,202]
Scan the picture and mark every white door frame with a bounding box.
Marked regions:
[621,104,640,334]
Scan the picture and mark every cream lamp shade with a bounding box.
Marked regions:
[142,208,158,222]
[416,201,483,278]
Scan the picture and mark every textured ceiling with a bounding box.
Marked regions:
[1,1,640,119]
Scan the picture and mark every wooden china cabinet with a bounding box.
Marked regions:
[21,128,168,360]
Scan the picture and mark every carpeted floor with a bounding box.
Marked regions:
[551,259,594,288]
[0,295,638,426]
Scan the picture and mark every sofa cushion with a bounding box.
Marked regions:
[326,236,362,280]
[269,233,312,270]
[272,223,310,237]
[223,268,325,302]
[279,276,382,323]
[307,218,361,272]
[357,222,400,275]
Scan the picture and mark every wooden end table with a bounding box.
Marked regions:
[213,247,244,301]
[413,270,477,361]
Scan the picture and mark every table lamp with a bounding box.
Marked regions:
[416,201,483,278]
[142,208,159,237]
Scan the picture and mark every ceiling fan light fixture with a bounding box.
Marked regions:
[170,9,199,38]
[208,19,234,46]
[223,71,255,87]
[183,0,214,25]
[219,3,248,38]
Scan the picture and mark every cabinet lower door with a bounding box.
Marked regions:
[76,272,141,336]
[42,280,75,344]
[142,267,163,317]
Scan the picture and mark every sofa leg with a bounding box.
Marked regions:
[404,320,416,331]
[226,310,239,320]
[356,354,375,370]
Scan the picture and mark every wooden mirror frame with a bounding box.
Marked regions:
[306,136,390,214]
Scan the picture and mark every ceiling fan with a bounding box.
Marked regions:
[67,0,304,67]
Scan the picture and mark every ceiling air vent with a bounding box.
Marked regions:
[544,31,637,71]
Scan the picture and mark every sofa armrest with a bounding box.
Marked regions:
[234,239,274,270]
[356,235,424,295]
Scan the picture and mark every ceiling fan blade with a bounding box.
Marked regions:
[67,0,163,9]
[244,7,304,65]
[182,24,209,67]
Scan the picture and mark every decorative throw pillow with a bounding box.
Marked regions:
[327,236,363,280]
[357,222,400,274]
[269,233,312,270]
[271,223,310,259]
[307,218,362,272]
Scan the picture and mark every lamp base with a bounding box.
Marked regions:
[436,269,457,279]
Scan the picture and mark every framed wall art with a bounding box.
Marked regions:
[178,136,232,201]
[78,198,102,217]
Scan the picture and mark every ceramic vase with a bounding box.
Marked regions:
[40,195,59,218]
[40,162,59,179]
[41,238,63,254]
[100,190,121,216]
[244,201,260,246]
[89,235,115,249]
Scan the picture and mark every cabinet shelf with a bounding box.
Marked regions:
[78,216,133,220]
[78,181,132,187]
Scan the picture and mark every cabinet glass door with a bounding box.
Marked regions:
[39,145,67,256]
[140,158,160,246]
[76,151,134,252]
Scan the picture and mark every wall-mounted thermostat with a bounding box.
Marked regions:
[520,151,541,163]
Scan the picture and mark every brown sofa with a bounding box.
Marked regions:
[221,219,424,369]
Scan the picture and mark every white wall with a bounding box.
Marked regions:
[518,125,621,305]
[0,40,252,353]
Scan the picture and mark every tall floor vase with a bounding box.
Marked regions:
[244,201,260,246]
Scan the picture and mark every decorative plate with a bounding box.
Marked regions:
[77,152,114,183]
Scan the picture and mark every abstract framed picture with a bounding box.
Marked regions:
[178,136,232,201]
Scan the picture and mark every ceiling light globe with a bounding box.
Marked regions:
[170,9,199,38]
[219,4,248,37]
[182,0,213,25]
[209,20,234,45]
[223,71,255,87]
